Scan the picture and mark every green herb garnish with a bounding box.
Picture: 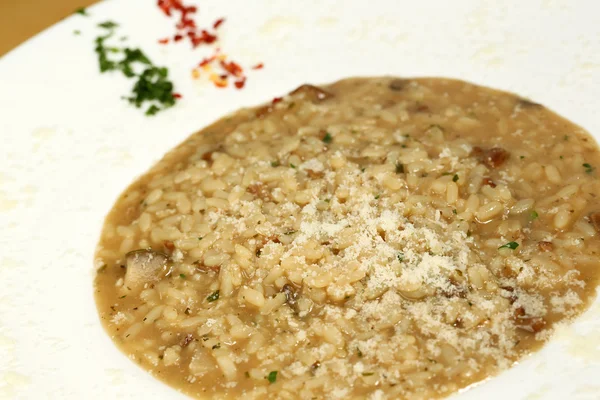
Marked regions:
[212,343,221,349]
[119,295,127,299]
[357,348,363,357]
[267,371,278,384]
[395,163,404,174]
[179,274,186,279]
[290,163,296,169]
[284,230,297,235]
[452,174,459,182]
[207,290,220,302]
[530,210,539,220]
[452,209,457,214]
[397,252,405,262]
[128,66,177,115]
[498,241,519,250]
[75,7,88,16]
[374,194,380,200]
[271,161,280,167]
[98,21,118,29]
[94,21,178,116]
[362,372,374,376]
[322,132,333,143]
[583,163,594,173]
[74,30,81,35]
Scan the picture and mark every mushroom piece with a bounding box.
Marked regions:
[289,84,333,103]
[282,284,300,312]
[588,212,600,234]
[124,249,169,291]
[472,146,510,169]
[388,78,408,91]
[517,98,543,109]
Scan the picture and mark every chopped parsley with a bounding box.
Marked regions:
[73,30,81,35]
[94,21,178,116]
[119,295,127,299]
[271,161,280,167]
[530,210,539,220]
[284,230,297,235]
[520,155,525,159]
[128,67,177,115]
[395,163,405,174]
[374,194,381,200]
[75,7,88,16]
[289,163,296,169]
[206,290,220,302]
[362,372,375,376]
[452,209,457,214]
[397,252,405,262]
[212,343,221,349]
[452,174,459,182]
[98,21,118,29]
[322,132,333,143]
[267,371,278,384]
[583,163,594,174]
[179,274,186,279]
[357,348,364,358]
[498,241,519,250]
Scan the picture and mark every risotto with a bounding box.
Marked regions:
[94,77,600,399]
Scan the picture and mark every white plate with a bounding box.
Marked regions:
[1,0,599,398]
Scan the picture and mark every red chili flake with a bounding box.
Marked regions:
[157,0,180,16]
[252,63,264,70]
[177,17,196,30]
[272,97,283,104]
[213,18,225,29]
[202,30,217,44]
[172,93,182,99]
[220,60,243,77]
[158,38,170,44]
[220,74,229,80]
[174,34,183,42]
[190,30,217,47]
[199,56,215,67]
[234,77,246,89]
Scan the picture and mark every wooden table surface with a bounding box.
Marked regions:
[0,0,99,56]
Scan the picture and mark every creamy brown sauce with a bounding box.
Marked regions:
[95,77,600,399]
